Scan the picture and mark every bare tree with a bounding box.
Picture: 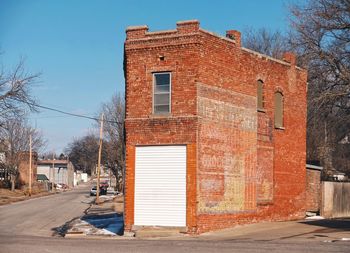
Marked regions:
[0,55,42,189]
[65,93,125,189]
[0,57,39,124]
[97,93,125,191]
[65,133,100,176]
[289,0,350,176]
[39,151,58,160]
[242,28,289,59]
[0,118,46,190]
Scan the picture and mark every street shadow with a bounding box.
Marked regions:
[299,218,350,232]
[51,216,80,237]
[81,213,124,235]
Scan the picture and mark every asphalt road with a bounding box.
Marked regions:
[0,185,349,253]
[0,184,92,237]
[0,234,349,253]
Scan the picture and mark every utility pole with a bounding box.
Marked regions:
[52,153,55,192]
[109,167,112,190]
[29,135,32,196]
[96,113,104,204]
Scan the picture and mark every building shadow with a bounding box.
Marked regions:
[81,212,124,235]
[299,218,350,232]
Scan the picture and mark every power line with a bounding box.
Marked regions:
[34,103,100,121]
[18,99,123,125]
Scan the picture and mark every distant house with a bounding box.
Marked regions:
[0,149,38,188]
[74,170,88,186]
[37,159,74,188]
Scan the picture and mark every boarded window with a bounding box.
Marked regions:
[274,92,284,128]
[257,80,264,110]
[153,72,171,114]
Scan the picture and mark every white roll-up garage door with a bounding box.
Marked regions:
[135,145,186,227]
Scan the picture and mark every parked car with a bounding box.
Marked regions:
[55,183,63,190]
[100,181,109,189]
[55,183,68,191]
[90,186,97,196]
[100,186,107,195]
[90,186,107,196]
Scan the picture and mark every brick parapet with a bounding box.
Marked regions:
[125,21,306,71]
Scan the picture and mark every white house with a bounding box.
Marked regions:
[37,159,74,187]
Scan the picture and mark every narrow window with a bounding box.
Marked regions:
[153,72,171,114]
[274,92,284,128]
[257,80,264,110]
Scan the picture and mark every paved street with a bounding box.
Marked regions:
[0,233,349,253]
[0,185,349,253]
[0,184,92,237]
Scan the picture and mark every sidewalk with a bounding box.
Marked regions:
[197,218,350,242]
[128,218,350,242]
[61,189,350,243]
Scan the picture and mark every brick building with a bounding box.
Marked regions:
[124,20,307,233]
[18,151,38,186]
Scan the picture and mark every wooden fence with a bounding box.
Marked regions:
[321,181,350,218]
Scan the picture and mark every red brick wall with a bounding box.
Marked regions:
[18,152,38,186]
[257,112,274,203]
[194,27,307,232]
[197,84,257,214]
[124,20,307,234]
[306,169,321,212]
[124,144,135,231]
[124,21,201,232]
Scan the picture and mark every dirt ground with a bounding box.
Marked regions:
[0,188,54,206]
[113,195,124,213]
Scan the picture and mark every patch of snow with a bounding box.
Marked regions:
[95,228,117,236]
[305,216,325,220]
[306,211,317,217]
[99,195,115,201]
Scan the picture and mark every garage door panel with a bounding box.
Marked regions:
[135,145,186,227]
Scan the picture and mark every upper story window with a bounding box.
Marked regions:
[274,91,284,128]
[257,80,264,110]
[153,72,171,114]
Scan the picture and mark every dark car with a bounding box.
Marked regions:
[100,181,109,189]
[100,181,108,194]
[90,186,107,196]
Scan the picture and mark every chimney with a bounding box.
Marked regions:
[226,30,241,47]
[283,52,296,66]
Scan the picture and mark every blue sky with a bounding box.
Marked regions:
[0,0,296,153]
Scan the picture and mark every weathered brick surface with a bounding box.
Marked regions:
[124,20,307,234]
[197,84,257,214]
[306,169,321,212]
[257,112,274,203]
[124,144,135,231]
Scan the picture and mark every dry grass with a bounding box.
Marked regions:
[0,188,26,205]
[0,188,53,206]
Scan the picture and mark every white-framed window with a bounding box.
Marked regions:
[153,72,171,114]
